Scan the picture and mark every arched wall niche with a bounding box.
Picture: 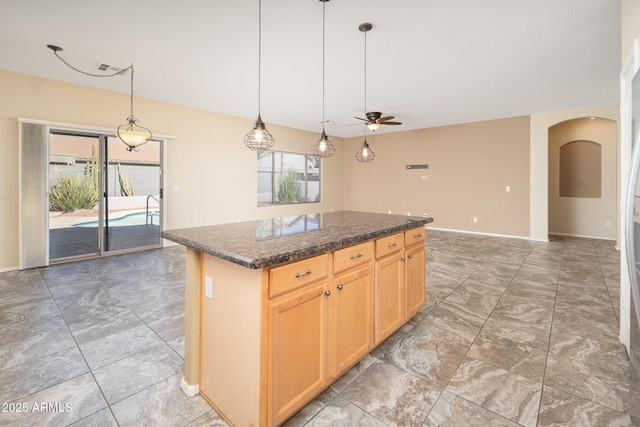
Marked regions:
[558,139,602,198]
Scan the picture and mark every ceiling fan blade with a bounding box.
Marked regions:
[381,121,402,125]
[354,116,368,121]
[378,116,395,122]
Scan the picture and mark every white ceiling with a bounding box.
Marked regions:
[0,0,621,138]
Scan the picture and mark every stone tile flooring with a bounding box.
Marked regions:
[0,230,632,426]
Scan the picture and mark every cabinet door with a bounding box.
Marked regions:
[374,253,405,344]
[405,244,425,319]
[268,282,328,425]
[333,265,374,376]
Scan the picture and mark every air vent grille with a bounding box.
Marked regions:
[96,62,124,73]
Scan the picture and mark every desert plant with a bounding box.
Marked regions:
[278,169,300,203]
[49,170,99,212]
[84,146,99,193]
[117,163,135,196]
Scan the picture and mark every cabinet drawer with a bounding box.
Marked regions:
[404,227,425,247]
[269,254,329,298]
[333,241,373,274]
[375,233,403,259]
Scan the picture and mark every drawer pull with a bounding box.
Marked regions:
[350,253,363,260]
[324,290,331,296]
[401,257,406,262]
[408,254,413,260]
[295,269,312,279]
[387,242,398,248]
[413,233,423,239]
[337,284,344,291]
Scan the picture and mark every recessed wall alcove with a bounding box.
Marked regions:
[558,140,602,198]
[548,117,617,239]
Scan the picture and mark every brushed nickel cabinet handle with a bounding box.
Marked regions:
[401,257,406,262]
[387,242,398,248]
[350,253,363,260]
[337,284,344,291]
[324,290,331,296]
[408,254,413,260]
[295,269,312,278]
[414,233,423,238]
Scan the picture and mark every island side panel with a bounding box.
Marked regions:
[182,247,201,396]
[200,253,265,426]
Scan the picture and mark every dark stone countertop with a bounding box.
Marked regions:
[160,210,433,269]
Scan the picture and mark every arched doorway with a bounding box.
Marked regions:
[548,117,617,240]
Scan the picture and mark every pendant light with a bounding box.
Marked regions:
[47,44,152,151]
[355,23,375,163]
[117,64,153,151]
[244,0,275,151]
[311,0,336,157]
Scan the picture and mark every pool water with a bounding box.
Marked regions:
[73,211,159,227]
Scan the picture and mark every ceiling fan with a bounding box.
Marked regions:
[354,111,402,131]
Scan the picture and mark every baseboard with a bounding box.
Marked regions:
[549,232,617,242]
[425,226,546,242]
[0,266,19,273]
[181,377,199,397]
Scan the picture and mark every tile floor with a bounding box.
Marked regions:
[0,230,632,426]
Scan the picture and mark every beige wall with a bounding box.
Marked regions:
[342,116,531,237]
[0,70,345,271]
[548,118,618,239]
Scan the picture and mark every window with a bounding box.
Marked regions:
[257,151,320,206]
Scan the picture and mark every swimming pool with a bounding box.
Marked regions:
[73,211,159,227]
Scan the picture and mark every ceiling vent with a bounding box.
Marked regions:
[95,62,126,73]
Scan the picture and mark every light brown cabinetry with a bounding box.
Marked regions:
[332,251,374,376]
[198,227,424,427]
[374,229,426,344]
[374,250,405,344]
[405,240,426,318]
[268,280,328,425]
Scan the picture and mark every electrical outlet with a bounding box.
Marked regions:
[205,276,213,299]
[605,220,612,227]
[473,217,478,223]
[506,186,511,192]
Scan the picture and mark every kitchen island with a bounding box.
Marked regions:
[161,210,433,426]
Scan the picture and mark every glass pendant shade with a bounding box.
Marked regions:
[244,114,275,151]
[311,129,335,157]
[366,122,381,132]
[355,139,375,162]
[117,117,152,151]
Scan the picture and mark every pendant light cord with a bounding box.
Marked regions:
[322,0,326,128]
[363,28,367,124]
[258,0,262,115]
[51,47,132,78]
[129,64,135,119]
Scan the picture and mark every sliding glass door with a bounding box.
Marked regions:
[48,132,101,259]
[103,136,161,252]
[48,131,162,261]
